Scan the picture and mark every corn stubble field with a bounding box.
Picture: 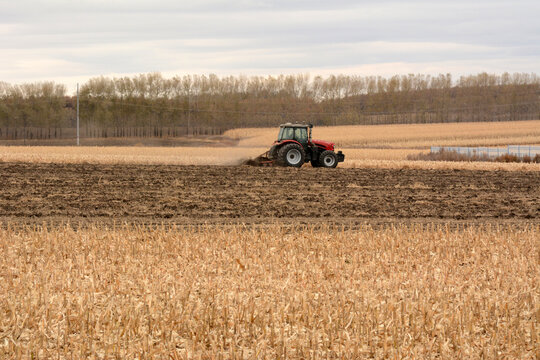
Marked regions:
[1,224,538,359]
[1,120,539,359]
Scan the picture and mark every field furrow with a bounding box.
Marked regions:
[1,163,538,224]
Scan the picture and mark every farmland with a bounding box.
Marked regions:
[1,223,538,358]
[1,121,539,359]
[1,163,539,225]
[2,120,540,171]
[226,120,540,148]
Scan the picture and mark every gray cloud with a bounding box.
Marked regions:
[1,0,538,91]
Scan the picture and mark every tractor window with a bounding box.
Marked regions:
[278,127,294,141]
[294,128,308,143]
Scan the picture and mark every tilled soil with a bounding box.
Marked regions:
[1,163,539,225]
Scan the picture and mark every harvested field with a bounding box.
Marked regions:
[0,224,538,359]
[226,120,540,148]
[1,144,539,359]
[3,145,540,171]
[0,146,266,166]
[1,163,538,225]
[3,120,540,171]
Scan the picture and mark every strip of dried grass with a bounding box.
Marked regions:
[225,120,540,148]
[0,223,538,359]
[0,146,267,166]
[2,146,540,171]
[408,150,540,163]
[341,159,540,171]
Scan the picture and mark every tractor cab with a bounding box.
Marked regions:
[277,124,311,148]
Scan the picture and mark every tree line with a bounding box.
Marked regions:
[0,72,538,140]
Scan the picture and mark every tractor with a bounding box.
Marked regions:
[255,123,345,168]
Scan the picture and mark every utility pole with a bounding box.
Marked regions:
[187,88,191,137]
[76,83,80,146]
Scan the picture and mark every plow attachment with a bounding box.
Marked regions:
[242,151,276,166]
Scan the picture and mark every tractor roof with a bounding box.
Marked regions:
[279,123,312,128]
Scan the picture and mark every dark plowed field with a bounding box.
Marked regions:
[1,163,539,225]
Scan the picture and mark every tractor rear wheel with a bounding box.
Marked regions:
[278,143,305,167]
[268,144,278,159]
[319,150,338,168]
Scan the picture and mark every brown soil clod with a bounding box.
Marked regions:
[242,157,263,166]
[242,153,274,166]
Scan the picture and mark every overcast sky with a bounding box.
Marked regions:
[1,0,539,93]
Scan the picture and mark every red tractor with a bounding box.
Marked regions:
[263,123,345,168]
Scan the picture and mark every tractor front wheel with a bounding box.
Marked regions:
[319,150,338,168]
[278,143,305,167]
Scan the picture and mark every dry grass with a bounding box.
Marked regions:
[0,146,267,166]
[0,146,417,165]
[0,147,420,163]
[338,148,426,160]
[1,120,540,171]
[225,120,540,149]
[0,223,538,359]
[343,159,540,171]
[407,150,540,164]
[2,145,540,171]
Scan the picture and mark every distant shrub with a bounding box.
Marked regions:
[495,154,521,163]
[408,149,540,164]
[407,149,491,162]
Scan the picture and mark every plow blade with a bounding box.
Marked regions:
[243,152,276,166]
